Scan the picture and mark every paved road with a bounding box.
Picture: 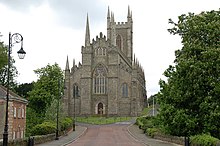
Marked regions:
[67,124,145,146]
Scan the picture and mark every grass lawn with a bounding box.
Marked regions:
[75,116,132,125]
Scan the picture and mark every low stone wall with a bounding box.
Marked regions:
[0,127,73,146]
[153,133,184,145]
[0,133,55,146]
[153,133,220,146]
[33,133,56,145]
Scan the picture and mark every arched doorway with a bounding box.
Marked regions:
[98,102,103,115]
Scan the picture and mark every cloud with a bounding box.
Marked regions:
[0,0,43,11]
[0,0,107,29]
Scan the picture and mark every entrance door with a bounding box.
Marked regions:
[98,103,103,115]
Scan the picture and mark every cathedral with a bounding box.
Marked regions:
[63,7,147,117]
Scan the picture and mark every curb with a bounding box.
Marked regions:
[127,124,150,146]
[62,126,88,146]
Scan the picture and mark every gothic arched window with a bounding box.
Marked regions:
[122,83,128,97]
[73,84,80,98]
[116,35,122,50]
[93,64,107,94]
[95,47,106,56]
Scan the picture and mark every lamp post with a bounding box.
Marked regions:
[153,96,155,116]
[72,85,76,131]
[3,32,26,146]
[55,79,61,140]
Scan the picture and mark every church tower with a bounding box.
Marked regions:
[107,6,133,62]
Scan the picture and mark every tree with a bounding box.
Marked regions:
[0,42,7,70]
[158,10,220,138]
[0,41,18,89]
[14,82,34,98]
[28,63,64,115]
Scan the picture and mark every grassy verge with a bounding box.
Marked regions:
[76,117,132,125]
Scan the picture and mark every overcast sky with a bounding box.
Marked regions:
[0,0,219,97]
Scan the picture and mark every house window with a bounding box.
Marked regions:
[21,130,24,138]
[13,131,16,139]
[18,108,21,118]
[73,84,80,98]
[93,65,107,94]
[122,83,128,97]
[17,131,20,139]
[22,108,24,118]
[13,107,16,118]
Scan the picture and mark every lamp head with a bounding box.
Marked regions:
[17,47,26,59]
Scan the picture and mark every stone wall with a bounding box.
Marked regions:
[153,133,184,145]
[0,133,55,146]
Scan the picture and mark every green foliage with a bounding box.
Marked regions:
[190,134,220,146]
[26,107,44,136]
[60,117,73,131]
[31,122,56,136]
[147,94,158,107]
[141,108,149,116]
[136,116,155,133]
[136,117,144,128]
[14,82,34,98]
[0,42,18,89]
[76,117,131,124]
[158,9,220,138]
[45,99,61,122]
[28,63,64,114]
[146,128,158,137]
[0,42,7,70]
[26,63,64,136]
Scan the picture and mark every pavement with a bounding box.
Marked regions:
[127,124,182,146]
[35,122,182,146]
[35,125,87,146]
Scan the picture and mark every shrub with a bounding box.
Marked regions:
[31,122,56,136]
[190,134,220,146]
[136,116,155,133]
[146,128,158,137]
[60,117,73,131]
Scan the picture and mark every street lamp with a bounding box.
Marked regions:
[153,96,155,116]
[3,32,26,146]
[72,85,76,131]
[55,79,61,140]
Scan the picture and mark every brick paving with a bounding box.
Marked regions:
[67,124,144,146]
[35,121,182,146]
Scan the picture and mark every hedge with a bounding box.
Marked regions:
[31,122,56,136]
[60,117,73,131]
[190,134,220,146]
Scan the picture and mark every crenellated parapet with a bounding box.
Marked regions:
[92,32,108,45]
[71,60,82,74]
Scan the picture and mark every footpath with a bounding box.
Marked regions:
[35,125,87,146]
[36,123,182,146]
[128,124,182,146]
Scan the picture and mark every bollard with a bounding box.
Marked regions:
[28,137,34,146]
[184,136,190,146]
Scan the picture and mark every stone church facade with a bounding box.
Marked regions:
[63,7,146,117]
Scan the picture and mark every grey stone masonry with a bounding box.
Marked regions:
[63,7,147,117]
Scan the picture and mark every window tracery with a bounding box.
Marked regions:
[93,65,107,94]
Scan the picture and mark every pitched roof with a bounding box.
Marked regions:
[0,85,28,104]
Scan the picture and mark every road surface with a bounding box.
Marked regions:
[67,124,145,146]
